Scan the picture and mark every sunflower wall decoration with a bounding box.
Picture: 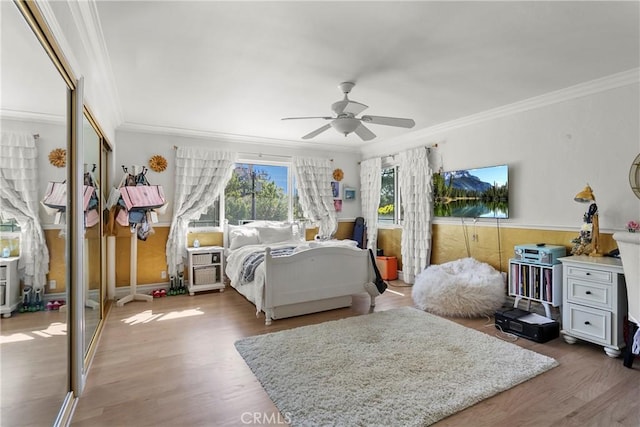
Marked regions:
[149,155,167,172]
[332,168,344,181]
[48,148,66,168]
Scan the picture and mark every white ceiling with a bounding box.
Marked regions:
[3,1,639,150]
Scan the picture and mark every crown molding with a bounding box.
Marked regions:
[0,109,65,124]
[365,68,640,156]
[117,122,362,154]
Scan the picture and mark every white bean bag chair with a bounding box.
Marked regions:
[412,257,505,317]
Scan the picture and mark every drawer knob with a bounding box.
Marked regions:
[584,321,591,325]
[585,291,592,295]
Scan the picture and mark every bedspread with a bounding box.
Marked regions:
[241,246,296,284]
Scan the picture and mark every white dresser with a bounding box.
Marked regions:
[559,255,627,357]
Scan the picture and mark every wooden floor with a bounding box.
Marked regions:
[67,282,639,427]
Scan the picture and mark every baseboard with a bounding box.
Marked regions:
[43,282,171,302]
[112,282,170,300]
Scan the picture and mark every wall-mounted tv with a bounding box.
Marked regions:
[433,164,509,218]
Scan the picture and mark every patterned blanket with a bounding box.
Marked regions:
[241,246,296,284]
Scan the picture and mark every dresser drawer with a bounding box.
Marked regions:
[566,265,613,284]
[564,303,611,345]
[566,278,612,310]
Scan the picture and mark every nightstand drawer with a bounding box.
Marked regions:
[566,265,613,284]
[565,303,611,345]
[566,278,612,310]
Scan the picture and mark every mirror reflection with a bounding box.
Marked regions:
[83,115,102,355]
[0,1,70,425]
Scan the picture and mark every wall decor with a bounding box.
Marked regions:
[334,199,343,212]
[48,148,66,168]
[149,155,167,172]
[332,168,344,181]
[344,187,356,200]
[331,181,340,198]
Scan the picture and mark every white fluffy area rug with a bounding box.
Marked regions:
[412,257,506,317]
[235,307,557,427]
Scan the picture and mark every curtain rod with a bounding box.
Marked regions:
[358,144,437,164]
[172,145,297,161]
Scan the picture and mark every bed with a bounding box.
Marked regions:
[224,221,377,325]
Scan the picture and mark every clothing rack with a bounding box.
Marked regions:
[116,165,154,307]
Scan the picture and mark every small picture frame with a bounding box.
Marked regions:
[331,181,340,199]
[344,187,356,200]
[334,199,343,212]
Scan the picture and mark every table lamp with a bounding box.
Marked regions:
[574,184,602,256]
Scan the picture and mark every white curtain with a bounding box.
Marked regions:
[399,147,433,284]
[292,156,337,238]
[166,147,236,276]
[0,132,49,289]
[359,157,381,250]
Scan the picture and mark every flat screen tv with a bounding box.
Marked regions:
[433,164,508,218]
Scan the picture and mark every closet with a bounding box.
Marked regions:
[0,2,111,425]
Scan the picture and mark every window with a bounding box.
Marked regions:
[0,218,20,233]
[188,160,303,229]
[225,163,291,225]
[378,165,402,225]
[187,199,220,229]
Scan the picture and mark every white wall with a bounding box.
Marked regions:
[365,82,640,232]
[114,129,362,224]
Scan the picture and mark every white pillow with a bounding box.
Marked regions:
[229,227,260,250]
[256,225,293,244]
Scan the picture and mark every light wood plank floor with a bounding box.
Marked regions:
[70,282,639,427]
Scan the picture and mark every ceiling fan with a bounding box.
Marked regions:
[282,82,415,141]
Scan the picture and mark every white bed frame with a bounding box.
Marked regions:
[261,245,376,325]
[224,221,377,325]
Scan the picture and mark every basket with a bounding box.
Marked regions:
[0,266,6,280]
[194,266,216,285]
[192,253,212,265]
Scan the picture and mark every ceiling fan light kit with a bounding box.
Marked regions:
[282,82,415,141]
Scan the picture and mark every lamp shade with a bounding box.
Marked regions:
[574,185,596,203]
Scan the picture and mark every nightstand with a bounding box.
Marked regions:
[559,255,628,357]
[186,246,225,296]
[0,257,20,318]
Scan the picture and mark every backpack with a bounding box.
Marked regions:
[352,217,366,249]
[368,249,388,294]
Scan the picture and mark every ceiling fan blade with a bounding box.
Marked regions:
[343,101,368,116]
[332,100,368,116]
[354,123,376,141]
[361,115,415,128]
[302,124,332,139]
[282,116,332,120]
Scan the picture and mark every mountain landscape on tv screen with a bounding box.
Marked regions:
[443,170,493,193]
[433,165,509,218]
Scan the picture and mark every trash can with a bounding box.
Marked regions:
[375,256,398,280]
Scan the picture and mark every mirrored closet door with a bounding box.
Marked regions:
[0,1,71,425]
